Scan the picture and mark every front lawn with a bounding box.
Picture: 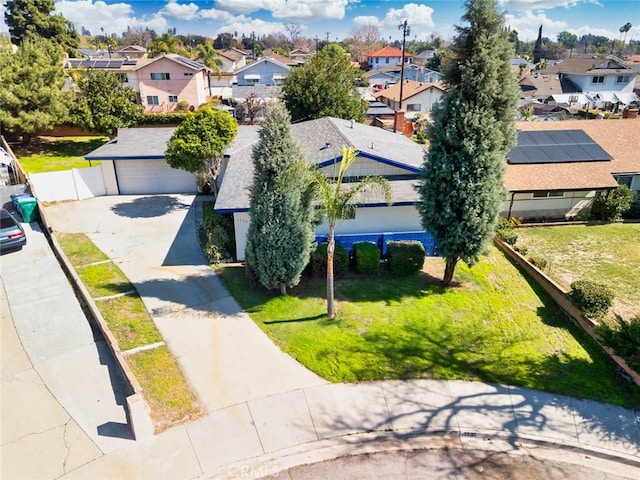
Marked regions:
[15,136,107,173]
[217,246,640,409]
[515,223,640,319]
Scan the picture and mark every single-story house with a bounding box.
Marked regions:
[374,80,446,119]
[504,120,640,219]
[214,117,429,261]
[234,57,291,86]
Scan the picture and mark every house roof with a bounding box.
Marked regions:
[414,50,435,60]
[231,85,281,101]
[85,128,176,160]
[519,73,563,98]
[133,53,209,72]
[538,55,633,76]
[235,57,291,75]
[504,120,639,192]
[215,117,427,212]
[65,58,138,70]
[367,46,411,58]
[374,80,446,102]
[117,45,147,53]
[219,48,246,61]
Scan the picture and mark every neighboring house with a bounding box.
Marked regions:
[519,73,563,102]
[215,117,430,261]
[403,64,443,84]
[538,55,637,93]
[367,68,399,89]
[84,128,197,195]
[511,58,534,77]
[290,48,314,64]
[219,48,247,69]
[366,46,412,69]
[413,49,435,66]
[134,54,213,112]
[77,48,109,58]
[374,80,446,119]
[504,120,640,219]
[366,100,395,123]
[366,65,442,89]
[234,57,291,86]
[64,57,140,91]
[261,50,300,67]
[115,45,147,59]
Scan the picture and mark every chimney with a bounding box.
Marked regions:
[393,110,405,133]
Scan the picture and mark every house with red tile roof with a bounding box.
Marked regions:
[366,46,412,69]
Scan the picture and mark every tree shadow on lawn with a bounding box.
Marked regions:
[14,137,108,157]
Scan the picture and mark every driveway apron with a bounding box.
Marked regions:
[44,195,325,413]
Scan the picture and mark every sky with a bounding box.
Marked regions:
[1,0,638,44]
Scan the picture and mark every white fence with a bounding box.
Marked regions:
[29,166,106,202]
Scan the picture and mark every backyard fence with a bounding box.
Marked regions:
[28,166,106,202]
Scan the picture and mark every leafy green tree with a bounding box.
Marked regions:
[417,0,519,286]
[0,37,70,145]
[245,103,316,295]
[148,32,186,57]
[293,146,391,318]
[281,44,368,122]
[557,31,577,57]
[69,69,144,137]
[4,0,79,55]
[165,104,237,195]
[591,185,634,221]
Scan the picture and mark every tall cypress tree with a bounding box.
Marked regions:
[417,0,519,286]
[533,25,544,64]
[245,103,315,295]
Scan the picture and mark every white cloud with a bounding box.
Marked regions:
[499,0,601,11]
[55,0,167,36]
[214,0,268,15]
[214,0,349,21]
[215,17,286,37]
[353,16,382,27]
[383,3,434,28]
[504,11,568,40]
[161,0,200,20]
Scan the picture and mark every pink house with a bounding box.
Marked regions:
[134,54,213,112]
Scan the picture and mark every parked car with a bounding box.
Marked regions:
[0,208,26,252]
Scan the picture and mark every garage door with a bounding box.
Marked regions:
[114,160,197,194]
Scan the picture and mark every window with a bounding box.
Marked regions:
[617,75,630,83]
[532,191,564,198]
[168,95,178,103]
[569,95,578,103]
[616,175,633,187]
[591,76,604,84]
[146,96,159,105]
[150,72,170,80]
[184,72,194,77]
[407,103,421,112]
[385,57,389,64]
[244,74,260,84]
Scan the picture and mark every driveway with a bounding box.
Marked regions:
[44,195,325,412]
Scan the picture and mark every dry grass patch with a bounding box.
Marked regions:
[127,347,202,433]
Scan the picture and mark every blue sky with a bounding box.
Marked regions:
[1,1,638,43]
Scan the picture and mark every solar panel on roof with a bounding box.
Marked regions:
[508,129,612,164]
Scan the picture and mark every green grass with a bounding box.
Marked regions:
[100,295,164,351]
[57,232,201,430]
[15,136,107,173]
[515,224,640,319]
[127,347,202,432]
[58,233,108,266]
[217,246,640,409]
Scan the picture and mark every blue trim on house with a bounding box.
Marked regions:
[316,152,421,173]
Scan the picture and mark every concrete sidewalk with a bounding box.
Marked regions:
[3,195,638,479]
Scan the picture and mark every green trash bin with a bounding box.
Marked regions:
[17,197,39,222]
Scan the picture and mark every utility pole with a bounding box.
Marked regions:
[394,20,410,133]
[325,32,331,44]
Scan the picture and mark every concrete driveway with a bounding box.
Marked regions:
[44,195,325,412]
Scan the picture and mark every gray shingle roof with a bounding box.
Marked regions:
[85,128,176,160]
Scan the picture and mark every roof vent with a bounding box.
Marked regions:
[350,119,355,128]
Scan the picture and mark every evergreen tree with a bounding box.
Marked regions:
[0,37,70,145]
[281,44,368,122]
[533,25,544,64]
[4,0,79,55]
[245,103,316,295]
[416,0,519,286]
[70,69,144,137]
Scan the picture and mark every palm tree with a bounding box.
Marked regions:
[297,146,391,318]
[196,39,223,78]
[620,23,632,51]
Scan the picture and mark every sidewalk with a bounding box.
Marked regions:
[3,197,639,479]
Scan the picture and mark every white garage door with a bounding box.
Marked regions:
[115,160,197,195]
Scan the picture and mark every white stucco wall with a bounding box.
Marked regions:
[234,205,423,261]
[100,160,119,195]
[503,190,595,219]
[568,73,635,93]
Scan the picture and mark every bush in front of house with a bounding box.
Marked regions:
[353,241,380,275]
[570,279,615,320]
[200,210,235,263]
[596,314,640,373]
[591,185,634,221]
[497,228,518,245]
[311,242,349,278]
[387,240,425,277]
[138,112,188,126]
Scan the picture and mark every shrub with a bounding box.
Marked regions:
[596,315,640,372]
[496,216,511,231]
[527,254,548,271]
[138,112,188,125]
[622,203,640,220]
[497,229,518,245]
[200,210,235,263]
[175,100,190,112]
[591,185,634,221]
[353,242,380,275]
[311,242,348,278]
[570,279,615,320]
[387,240,425,277]
[513,244,528,256]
